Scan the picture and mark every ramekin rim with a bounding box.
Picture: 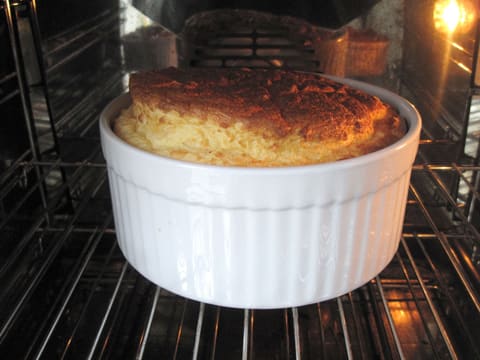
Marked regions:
[99,76,421,175]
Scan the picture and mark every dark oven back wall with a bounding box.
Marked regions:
[402,0,476,163]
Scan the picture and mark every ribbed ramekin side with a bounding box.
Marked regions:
[107,171,129,260]
[292,169,412,304]
[390,170,412,254]
[349,170,411,290]
[106,167,412,308]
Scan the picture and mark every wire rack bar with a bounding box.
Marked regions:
[394,251,441,358]
[200,43,314,51]
[0,210,45,281]
[192,54,317,62]
[0,154,62,204]
[412,236,480,357]
[452,163,480,219]
[44,11,119,57]
[68,79,125,137]
[192,302,206,360]
[0,88,20,105]
[347,292,369,359]
[172,300,188,360]
[0,147,100,245]
[291,307,302,360]
[249,309,255,359]
[412,164,480,171]
[0,164,34,202]
[366,282,393,358]
[136,286,161,360]
[19,160,105,168]
[46,25,120,77]
[54,71,124,132]
[452,163,480,198]
[43,8,112,43]
[0,149,31,185]
[399,238,458,359]
[315,304,327,359]
[1,142,104,229]
[68,74,126,136]
[425,167,480,244]
[450,240,480,285]
[410,183,480,313]
[0,161,51,231]
[241,309,250,360]
[375,275,405,360]
[0,169,107,342]
[30,215,113,359]
[419,139,456,145]
[35,226,116,234]
[57,236,119,358]
[0,70,16,85]
[402,233,465,239]
[210,307,220,360]
[87,261,128,359]
[283,309,292,358]
[337,297,354,360]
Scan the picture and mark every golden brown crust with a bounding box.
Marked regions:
[129,67,396,141]
[119,67,405,166]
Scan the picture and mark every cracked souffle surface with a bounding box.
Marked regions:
[114,67,405,166]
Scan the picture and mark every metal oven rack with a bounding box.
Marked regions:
[1,1,480,359]
[1,151,479,359]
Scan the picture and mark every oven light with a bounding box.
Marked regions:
[433,0,477,34]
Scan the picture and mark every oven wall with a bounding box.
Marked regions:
[402,0,475,161]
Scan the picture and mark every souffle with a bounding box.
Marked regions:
[114,67,405,166]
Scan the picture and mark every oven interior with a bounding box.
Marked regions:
[1,0,480,358]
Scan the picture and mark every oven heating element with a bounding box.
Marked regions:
[0,0,479,359]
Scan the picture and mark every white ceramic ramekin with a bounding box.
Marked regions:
[100,77,421,309]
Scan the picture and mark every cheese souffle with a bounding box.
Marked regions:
[114,67,405,167]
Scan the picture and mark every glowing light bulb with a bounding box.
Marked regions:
[434,0,477,34]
